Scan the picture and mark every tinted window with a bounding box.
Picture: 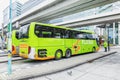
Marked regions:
[41,27,54,38]
[76,34,85,39]
[35,25,54,38]
[35,24,67,38]
[74,31,93,39]
[35,25,42,37]
[19,24,29,39]
[86,33,94,39]
[54,28,65,38]
[65,30,74,38]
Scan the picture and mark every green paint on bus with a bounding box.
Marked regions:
[12,30,20,55]
[19,22,99,60]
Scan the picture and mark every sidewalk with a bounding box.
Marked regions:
[0,49,7,56]
[0,49,23,63]
[36,46,119,80]
[0,46,118,80]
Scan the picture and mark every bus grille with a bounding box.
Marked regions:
[38,49,47,57]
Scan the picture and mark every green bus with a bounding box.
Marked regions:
[12,30,20,55]
[19,22,99,60]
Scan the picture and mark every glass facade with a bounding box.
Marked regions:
[21,0,45,14]
[3,1,22,25]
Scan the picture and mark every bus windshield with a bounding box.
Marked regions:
[19,24,29,39]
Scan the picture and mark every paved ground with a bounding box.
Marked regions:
[0,49,7,56]
[30,46,120,80]
[0,46,119,80]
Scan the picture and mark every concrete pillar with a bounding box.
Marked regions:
[118,22,120,45]
[1,23,4,50]
[104,25,108,40]
[100,28,102,35]
[113,22,115,45]
[101,28,104,35]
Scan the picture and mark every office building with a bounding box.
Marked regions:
[3,1,22,26]
[22,0,44,14]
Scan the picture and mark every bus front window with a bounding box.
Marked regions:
[19,24,29,39]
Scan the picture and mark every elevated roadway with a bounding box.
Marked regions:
[54,10,120,28]
[5,0,119,27]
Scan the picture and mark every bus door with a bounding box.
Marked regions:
[81,33,93,53]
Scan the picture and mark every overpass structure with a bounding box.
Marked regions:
[54,10,120,28]
[4,0,119,28]
[53,10,120,45]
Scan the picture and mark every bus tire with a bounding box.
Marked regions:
[55,50,62,60]
[65,49,72,58]
[92,47,96,53]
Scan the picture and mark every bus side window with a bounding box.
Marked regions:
[64,30,69,38]
[73,31,83,39]
[83,34,88,39]
[65,30,73,39]
[35,25,42,37]
[55,33,61,38]
[54,28,65,38]
[42,32,52,38]
[76,34,84,39]
[65,30,70,38]
[41,26,54,38]
[86,33,94,39]
[35,25,54,38]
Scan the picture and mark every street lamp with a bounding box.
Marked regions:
[8,0,12,75]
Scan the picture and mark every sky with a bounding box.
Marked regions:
[0,0,29,28]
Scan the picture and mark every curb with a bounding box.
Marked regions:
[0,58,25,63]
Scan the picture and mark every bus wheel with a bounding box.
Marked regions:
[65,49,71,58]
[55,50,62,60]
[92,47,96,53]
